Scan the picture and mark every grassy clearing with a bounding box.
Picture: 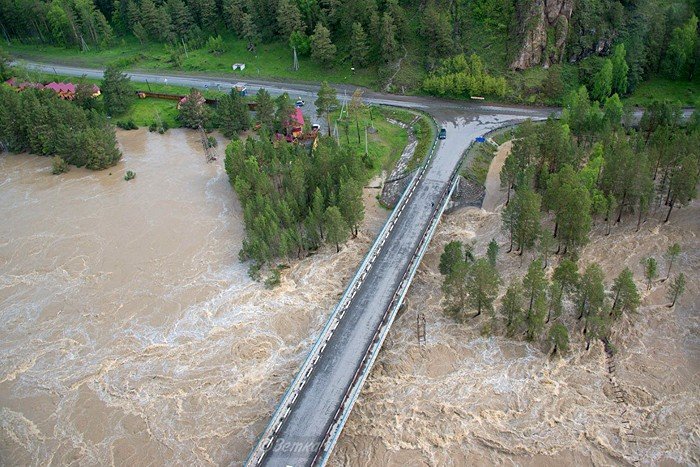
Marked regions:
[624,77,700,107]
[466,143,497,185]
[376,106,436,171]
[17,69,230,128]
[332,106,408,178]
[8,34,378,88]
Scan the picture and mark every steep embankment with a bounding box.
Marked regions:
[329,143,700,465]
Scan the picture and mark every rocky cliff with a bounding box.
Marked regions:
[510,0,574,70]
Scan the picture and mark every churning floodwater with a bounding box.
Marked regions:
[0,129,389,465]
[1,129,698,466]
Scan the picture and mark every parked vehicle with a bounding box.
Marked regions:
[234,83,247,96]
[439,127,447,139]
[295,99,305,107]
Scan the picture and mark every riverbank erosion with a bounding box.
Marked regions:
[329,149,699,465]
[0,129,389,465]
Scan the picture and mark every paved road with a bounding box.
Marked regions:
[19,61,559,122]
[257,109,550,467]
[18,60,555,466]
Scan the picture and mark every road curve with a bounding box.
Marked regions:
[17,60,556,466]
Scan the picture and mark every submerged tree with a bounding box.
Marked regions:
[501,282,524,337]
[486,238,499,267]
[548,323,569,356]
[667,273,686,307]
[641,257,658,291]
[442,257,470,317]
[664,243,681,280]
[466,258,501,318]
[610,268,640,319]
[523,259,548,341]
[324,206,348,252]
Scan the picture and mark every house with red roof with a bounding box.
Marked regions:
[4,78,100,100]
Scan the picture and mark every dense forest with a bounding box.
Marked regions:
[440,88,699,354]
[1,0,697,100]
[224,135,366,278]
[0,83,122,170]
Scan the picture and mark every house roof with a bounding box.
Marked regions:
[286,107,304,128]
[45,82,76,93]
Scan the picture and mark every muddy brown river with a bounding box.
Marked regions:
[1,129,698,466]
[0,129,389,465]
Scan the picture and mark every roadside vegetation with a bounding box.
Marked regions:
[440,85,699,356]
[2,1,698,105]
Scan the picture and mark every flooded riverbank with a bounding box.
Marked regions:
[0,129,389,465]
[330,171,700,466]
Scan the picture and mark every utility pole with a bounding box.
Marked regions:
[181,37,189,58]
[417,312,426,348]
[292,46,299,71]
[364,126,368,156]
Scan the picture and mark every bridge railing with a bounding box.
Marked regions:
[244,115,440,467]
[313,127,468,466]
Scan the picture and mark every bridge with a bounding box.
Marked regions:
[246,110,550,467]
[16,60,554,467]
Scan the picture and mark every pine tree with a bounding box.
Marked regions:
[667,273,686,307]
[310,187,325,240]
[276,0,302,39]
[241,12,260,50]
[217,88,250,136]
[547,280,564,323]
[338,179,364,237]
[501,282,524,336]
[610,267,640,319]
[324,206,348,252]
[310,23,336,67]
[585,314,609,350]
[512,188,541,258]
[442,258,470,317]
[523,259,547,313]
[538,229,555,269]
[314,81,339,136]
[178,88,211,128]
[577,263,606,323]
[553,258,579,296]
[101,64,134,116]
[486,238,499,267]
[548,323,569,356]
[350,22,369,67]
[665,243,681,279]
[466,258,501,318]
[255,89,275,131]
[665,155,699,222]
[167,0,193,39]
[545,165,591,254]
[440,241,465,276]
[379,12,398,63]
[641,257,658,291]
[275,92,295,134]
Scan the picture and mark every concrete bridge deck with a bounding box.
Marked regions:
[248,112,550,467]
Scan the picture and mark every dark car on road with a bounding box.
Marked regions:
[439,127,447,139]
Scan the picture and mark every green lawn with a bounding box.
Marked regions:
[8,34,378,88]
[624,77,700,107]
[332,106,408,178]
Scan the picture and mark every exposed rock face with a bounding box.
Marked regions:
[510,0,574,70]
